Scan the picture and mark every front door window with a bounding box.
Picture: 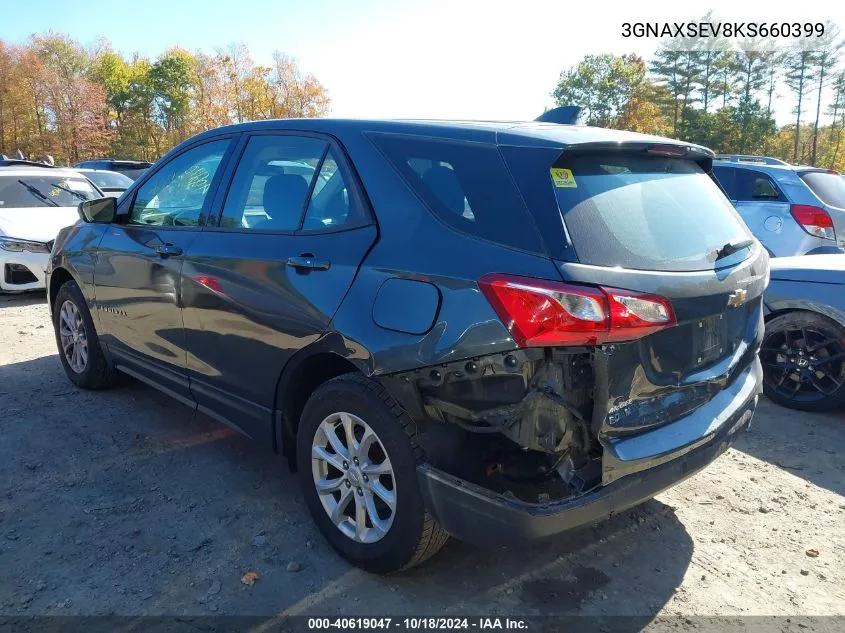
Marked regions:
[129,139,231,227]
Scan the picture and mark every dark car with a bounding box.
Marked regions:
[46,119,768,573]
[762,254,845,411]
[73,159,153,181]
[75,168,135,198]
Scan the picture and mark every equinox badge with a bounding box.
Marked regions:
[727,288,748,308]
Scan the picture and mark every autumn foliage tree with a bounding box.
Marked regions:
[0,32,331,164]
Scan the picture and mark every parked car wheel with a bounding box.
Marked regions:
[296,373,448,573]
[761,311,845,411]
[52,280,116,390]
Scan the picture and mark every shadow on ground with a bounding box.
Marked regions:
[733,399,844,497]
[0,291,45,310]
[0,354,693,622]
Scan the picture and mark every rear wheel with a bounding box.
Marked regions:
[296,374,448,573]
[52,280,116,390]
[761,311,845,412]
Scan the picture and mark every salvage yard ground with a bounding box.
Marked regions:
[0,293,844,618]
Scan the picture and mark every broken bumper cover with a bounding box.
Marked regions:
[417,359,762,548]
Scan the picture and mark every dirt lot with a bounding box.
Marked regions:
[1,292,843,619]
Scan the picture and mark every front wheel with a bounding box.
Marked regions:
[761,311,845,412]
[296,374,448,573]
[52,280,116,390]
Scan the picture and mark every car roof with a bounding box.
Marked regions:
[77,159,151,165]
[0,166,90,178]
[712,159,826,173]
[185,118,713,154]
[75,167,125,175]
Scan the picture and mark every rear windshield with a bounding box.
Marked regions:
[84,171,133,189]
[115,168,149,181]
[800,171,845,209]
[550,153,752,272]
[0,175,100,208]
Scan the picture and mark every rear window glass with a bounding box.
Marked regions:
[371,134,543,253]
[117,168,149,180]
[551,154,751,272]
[84,171,133,189]
[800,171,845,209]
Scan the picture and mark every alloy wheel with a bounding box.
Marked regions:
[311,412,397,543]
[59,300,88,374]
[760,325,845,403]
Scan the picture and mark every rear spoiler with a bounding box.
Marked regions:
[535,106,582,125]
[552,141,715,172]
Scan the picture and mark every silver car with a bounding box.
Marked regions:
[712,156,845,257]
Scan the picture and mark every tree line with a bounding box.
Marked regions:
[0,32,330,164]
[552,15,845,169]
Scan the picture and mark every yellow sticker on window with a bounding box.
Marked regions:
[550,168,577,188]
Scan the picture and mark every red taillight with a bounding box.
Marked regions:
[790,204,834,240]
[646,144,688,156]
[478,274,676,348]
[193,275,224,294]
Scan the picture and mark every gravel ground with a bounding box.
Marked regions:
[0,292,843,619]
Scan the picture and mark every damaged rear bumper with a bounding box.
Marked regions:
[417,359,761,547]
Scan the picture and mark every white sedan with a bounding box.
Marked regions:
[0,163,102,292]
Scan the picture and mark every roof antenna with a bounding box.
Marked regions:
[535,106,582,125]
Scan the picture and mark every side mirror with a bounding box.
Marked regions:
[78,197,116,224]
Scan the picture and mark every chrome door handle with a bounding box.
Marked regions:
[154,243,182,257]
[286,255,330,271]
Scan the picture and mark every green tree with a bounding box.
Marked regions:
[784,45,817,162]
[92,50,130,121]
[733,43,770,152]
[714,52,739,109]
[756,46,786,117]
[827,71,845,168]
[650,38,701,138]
[151,48,197,145]
[809,23,842,165]
[552,53,646,128]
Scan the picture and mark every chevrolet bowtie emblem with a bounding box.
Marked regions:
[727,288,747,308]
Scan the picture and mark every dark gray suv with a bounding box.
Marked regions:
[47,119,768,572]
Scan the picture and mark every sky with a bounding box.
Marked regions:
[2,0,845,127]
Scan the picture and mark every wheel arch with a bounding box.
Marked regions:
[48,267,76,312]
[273,334,374,468]
[764,300,845,329]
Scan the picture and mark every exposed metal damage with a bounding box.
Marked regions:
[380,348,604,503]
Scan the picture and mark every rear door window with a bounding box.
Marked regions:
[371,134,543,253]
[711,166,737,199]
[734,168,785,202]
[800,171,845,209]
[220,135,326,231]
[549,153,752,272]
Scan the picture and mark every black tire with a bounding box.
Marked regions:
[52,280,116,390]
[296,373,448,573]
[761,311,845,412]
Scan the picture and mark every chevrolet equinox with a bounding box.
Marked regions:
[47,118,769,573]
